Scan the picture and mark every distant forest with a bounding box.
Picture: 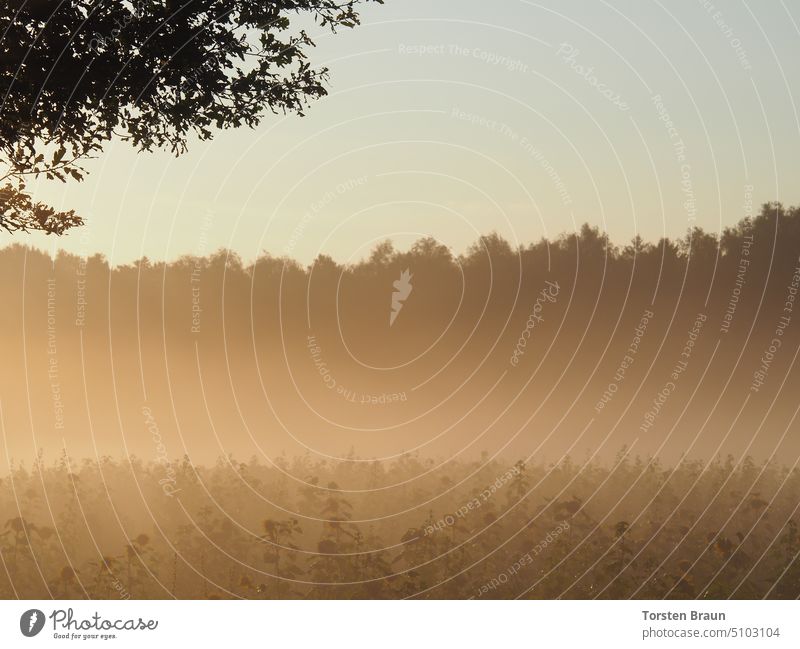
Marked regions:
[4,201,798,282]
[1,202,799,464]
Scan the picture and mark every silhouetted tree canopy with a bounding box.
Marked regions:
[0,0,381,234]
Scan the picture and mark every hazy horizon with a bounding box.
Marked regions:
[3,0,800,265]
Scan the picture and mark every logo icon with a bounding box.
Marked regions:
[20,609,45,637]
[390,268,413,326]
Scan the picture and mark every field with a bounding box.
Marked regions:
[2,451,799,599]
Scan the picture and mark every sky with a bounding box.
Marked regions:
[6,0,800,265]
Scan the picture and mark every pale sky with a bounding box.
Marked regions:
[6,0,800,265]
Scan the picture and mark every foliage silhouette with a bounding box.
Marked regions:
[0,0,382,234]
